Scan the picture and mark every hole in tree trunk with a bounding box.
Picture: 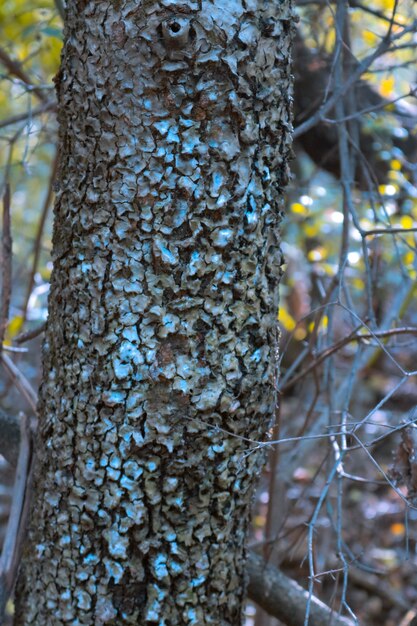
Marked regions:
[169,21,181,33]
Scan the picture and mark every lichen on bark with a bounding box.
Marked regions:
[14,0,294,624]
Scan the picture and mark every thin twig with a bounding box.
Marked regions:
[282,327,417,392]
[296,0,404,25]
[363,227,417,237]
[294,19,417,139]
[2,345,28,353]
[323,88,417,125]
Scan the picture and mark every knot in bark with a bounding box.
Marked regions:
[161,17,191,49]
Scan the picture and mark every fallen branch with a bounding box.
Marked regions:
[247,551,356,626]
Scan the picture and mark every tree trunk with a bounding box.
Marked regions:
[14,1,293,624]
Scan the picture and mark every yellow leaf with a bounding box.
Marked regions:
[278,307,296,332]
[380,0,395,10]
[6,315,24,341]
[352,278,364,290]
[390,159,401,171]
[291,202,309,216]
[380,76,395,98]
[324,27,335,53]
[400,215,414,229]
[254,515,265,528]
[305,224,319,237]
[363,30,378,47]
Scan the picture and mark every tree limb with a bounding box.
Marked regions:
[247,551,356,626]
[1,353,38,413]
[0,101,56,131]
[15,322,47,344]
[0,47,48,104]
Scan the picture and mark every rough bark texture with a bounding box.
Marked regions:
[15,1,293,624]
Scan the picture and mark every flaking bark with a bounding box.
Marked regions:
[15,1,293,624]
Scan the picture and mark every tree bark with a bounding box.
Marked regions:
[14,1,293,624]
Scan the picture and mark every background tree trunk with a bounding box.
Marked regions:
[14,0,293,623]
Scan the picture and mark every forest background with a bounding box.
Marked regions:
[0,0,416,625]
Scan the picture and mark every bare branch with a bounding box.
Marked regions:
[0,47,49,104]
[1,353,38,413]
[294,19,417,139]
[282,327,417,392]
[15,322,47,345]
[0,100,56,132]
[247,551,356,626]
[296,0,404,25]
